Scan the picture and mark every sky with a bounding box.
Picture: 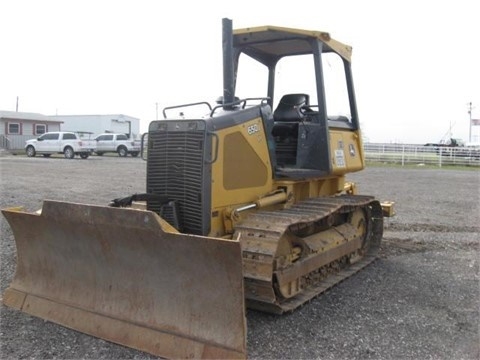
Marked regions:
[1,0,479,144]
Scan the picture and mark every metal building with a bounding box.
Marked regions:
[52,114,141,139]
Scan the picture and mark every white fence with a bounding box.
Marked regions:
[364,143,480,167]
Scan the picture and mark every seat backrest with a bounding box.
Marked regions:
[273,94,310,122]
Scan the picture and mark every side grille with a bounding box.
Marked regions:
[146,125,207,235]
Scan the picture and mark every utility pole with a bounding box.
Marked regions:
[468,102,473,143]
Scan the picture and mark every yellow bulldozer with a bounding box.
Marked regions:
[2,19,393,359]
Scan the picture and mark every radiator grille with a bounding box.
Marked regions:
[146,127,206,235]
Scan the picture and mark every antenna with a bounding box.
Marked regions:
[440,120,456,143]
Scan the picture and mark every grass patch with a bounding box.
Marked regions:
[366,161,480,171]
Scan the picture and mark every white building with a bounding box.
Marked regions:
[52,114,141,139]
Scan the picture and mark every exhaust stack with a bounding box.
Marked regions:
[222,18,235,110]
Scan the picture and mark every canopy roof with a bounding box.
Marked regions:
[233,25,352,63]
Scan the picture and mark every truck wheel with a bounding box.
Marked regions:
[131,152,139,157]
[26,146,36,157]
[64,147,75,159]
[117,146,128,157]
[80,153,89,159]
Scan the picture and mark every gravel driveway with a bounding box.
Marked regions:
[0,155,478,359]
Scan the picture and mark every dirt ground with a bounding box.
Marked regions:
[0,154,478,359]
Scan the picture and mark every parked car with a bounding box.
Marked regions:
[94,133,140,157]
[25,131,96,159]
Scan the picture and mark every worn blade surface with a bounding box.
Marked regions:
[2,200,246,359]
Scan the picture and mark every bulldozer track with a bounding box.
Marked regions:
[235,195,384,314]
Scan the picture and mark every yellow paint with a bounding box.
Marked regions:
[210,116,274,236]
[329,129,365,175]
[208,117,366,237]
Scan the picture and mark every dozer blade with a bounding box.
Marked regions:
[2,200,246,359]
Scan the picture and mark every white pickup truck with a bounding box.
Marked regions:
[25,131,96,159]
[94,133,140,157]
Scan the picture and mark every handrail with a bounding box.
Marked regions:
[140,133,148,161]
[162,102,212,119]
[210,97,269,117]
[0,135,11,149]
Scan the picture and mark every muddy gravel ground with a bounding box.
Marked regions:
[0,154,478,360]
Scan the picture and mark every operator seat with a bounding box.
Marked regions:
[272,94,310,167]
[273,93,310,122]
